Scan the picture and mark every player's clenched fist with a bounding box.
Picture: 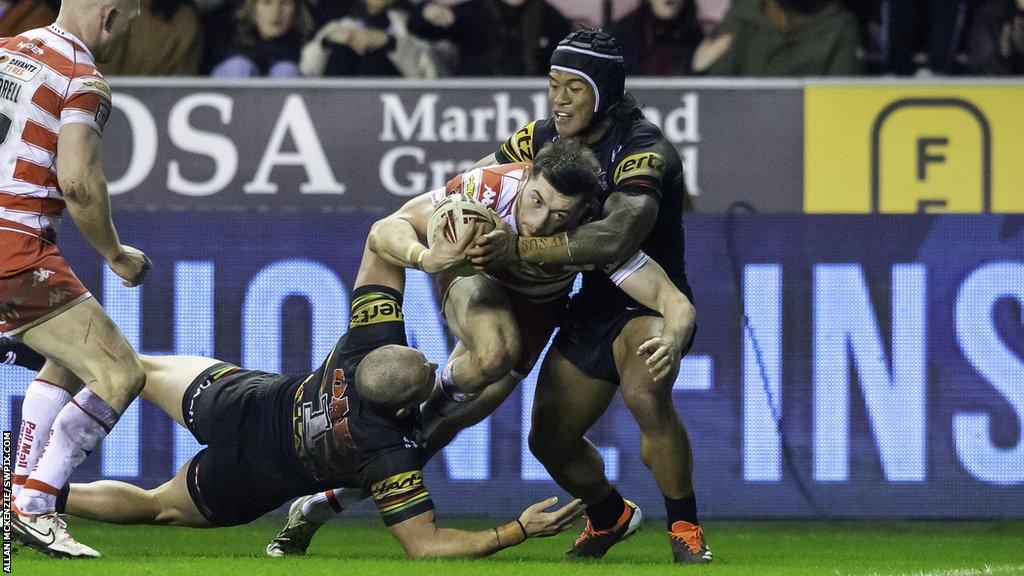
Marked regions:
[108,245,152,287]
[422,221,483,274]
[518,496,585,538]
[468,218,518,269]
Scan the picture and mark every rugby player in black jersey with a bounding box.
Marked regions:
[467,29,711,564]
[41,244,586,558]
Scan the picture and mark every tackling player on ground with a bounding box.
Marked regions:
[36,242,585,558]
[469,29,712,564]
[1,0,150,558]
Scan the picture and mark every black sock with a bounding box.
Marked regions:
[665,493,699,530]
[55,483,71,514]
[586,488,626,531]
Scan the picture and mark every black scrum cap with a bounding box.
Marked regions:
[549,29,626,116]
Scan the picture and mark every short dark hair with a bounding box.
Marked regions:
[530,139,600,199]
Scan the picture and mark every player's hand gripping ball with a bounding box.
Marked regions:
[427,196,496,277]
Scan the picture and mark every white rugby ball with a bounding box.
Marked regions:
[426,196,495,276]
[427,195,495,248]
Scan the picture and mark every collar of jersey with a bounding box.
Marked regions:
[47,24,92,57]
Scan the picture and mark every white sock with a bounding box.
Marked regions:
[440,358,477,403]
[301,488,371,524]
[419,358,476,421]
[14,388,118,516]
[13,380,71,499]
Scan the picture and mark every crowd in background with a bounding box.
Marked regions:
[1,0,1022,76]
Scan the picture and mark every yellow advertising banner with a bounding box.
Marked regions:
[804,85,1024,213]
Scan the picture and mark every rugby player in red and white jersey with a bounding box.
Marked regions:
[0,0,149,558]
[266,139,697,556]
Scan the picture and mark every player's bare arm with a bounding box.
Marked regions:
[388,496,583,558]
[57,123,151,287]
[367,193,481,273]
[617,259,696,382]
[469,190,659,268]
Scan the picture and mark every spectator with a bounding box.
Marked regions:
[0,0,57,37]
[304,0,354,27]
[837,0,884,72]
[301,0,439,77]
[693,0,862,75]
[885,0,965,75]
[611,0,704,75]
[212,0,314,77]
[407,0,573,76]
[102,0,204,75]
[965,0,1024,74]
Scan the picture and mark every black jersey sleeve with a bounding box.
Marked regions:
[339,285,408,357]
[364,449,435,526]
[610,130,677,203]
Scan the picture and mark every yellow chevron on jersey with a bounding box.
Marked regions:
[500,121,536,162]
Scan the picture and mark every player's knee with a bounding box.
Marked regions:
[151,494,184,525]
[528,427,569,463]
[621,386,676,431]
[460,336,517,389]
[472,347,518,384]
[89,354,146,403]
[528,429,555,462]
[107,358,146,403]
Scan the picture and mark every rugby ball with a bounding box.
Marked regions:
[426,196,495,276]
[427,195,495,247]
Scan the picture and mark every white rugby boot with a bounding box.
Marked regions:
[12,511,100,558]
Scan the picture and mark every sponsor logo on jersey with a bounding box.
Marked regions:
[0,54,40,81]
[350,297,403,327]
[481,183,497,205]
[81,79,112,99]
[31,268,54,286]
[47,288,70,307]
[613,152,666,184]
[463,172,477,198]
[15,42,44,56]
[371,470,424,498]
[0,77,22,103]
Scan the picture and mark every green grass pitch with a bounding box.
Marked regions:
[14,518,1024,576]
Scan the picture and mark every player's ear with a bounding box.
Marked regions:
[519,166,533,189]
[103,7,117,33]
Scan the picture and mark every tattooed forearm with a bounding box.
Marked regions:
[517,233,571,266]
